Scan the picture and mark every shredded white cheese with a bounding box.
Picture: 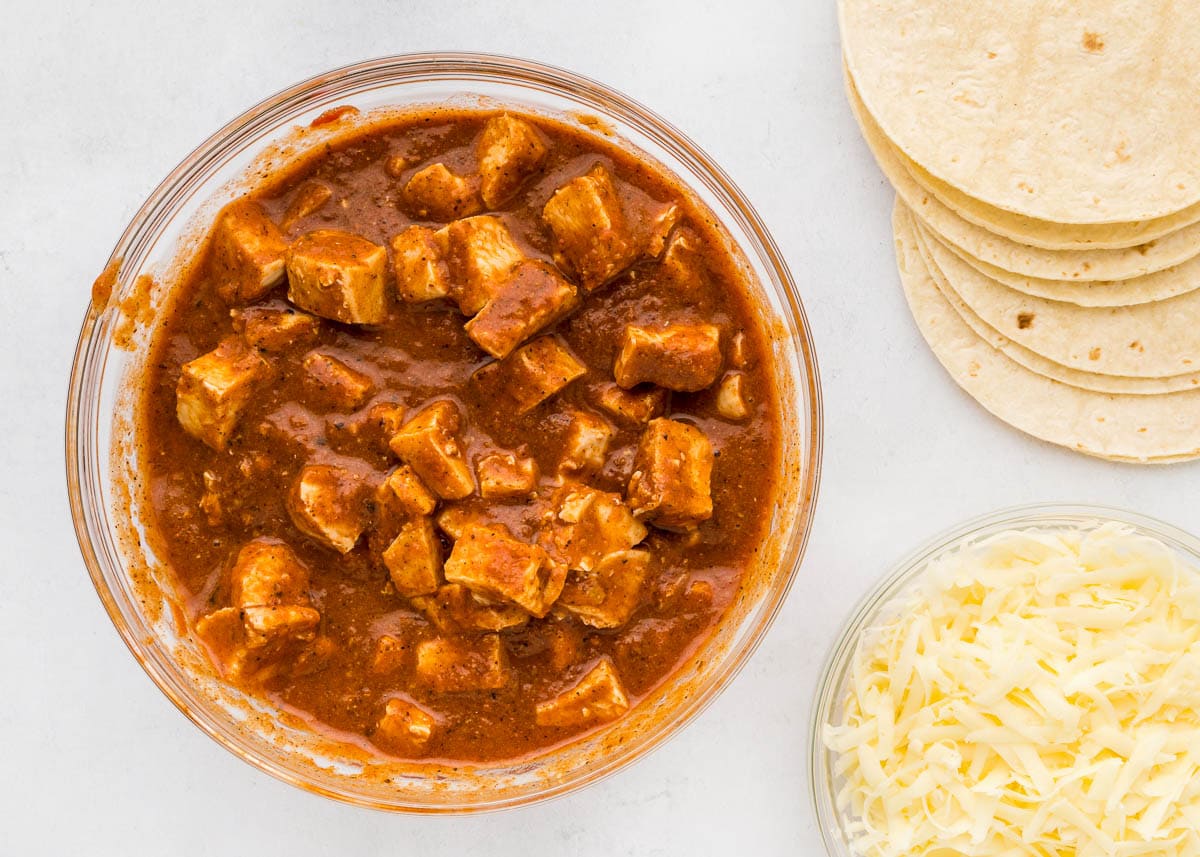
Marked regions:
[824,523,1200,857]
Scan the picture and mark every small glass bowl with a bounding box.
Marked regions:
[809,502,1200,855]
[65,53,822,812]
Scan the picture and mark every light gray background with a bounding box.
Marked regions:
[4,1,1196,854]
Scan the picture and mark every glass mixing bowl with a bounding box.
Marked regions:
[810,502,1200,854]
[66,52,822,812]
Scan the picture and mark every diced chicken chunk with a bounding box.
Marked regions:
[535,658,629,728]
[176,336,271,450]
[391,226,451,303]
[613,323,722,392]
[471,336,586,415]
[464,260,578,359]
[435,216,526,315]
[558,410,615,478]
[388,401,475,500]
[728,331,749,368]
[229,539,312,608]
[374,697,437,752]
[412,584,529,633]
[302,351,374,410]
[287,464,369,553]
[210,199,288,304]
[378,464,438,517]
[280,181,333,231]
[444,524,566,617]
[545,485,647,572]
[231,304,320,351]
[435,506,482,542]
[196,538,323,683]
[592,382,668,427]
[415,634,510,693]
[405,163,482,221]
[658,228,707,294]
[383,517,442,598]
[716,372,750,421]
[476,113,550,208]
[241,604,322,647]
[627,418,714,532]
[371,634,409,674]
[542,165,636,290]
[477,452,539,499]
[196,605,320,681]
[286,229,388,324]
[643,202,683,258]
[559,549,651,628]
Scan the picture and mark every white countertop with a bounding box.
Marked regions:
[4,1,1197,854]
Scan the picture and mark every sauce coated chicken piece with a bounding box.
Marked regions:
[147,107,781,763]
[285,229,388,324]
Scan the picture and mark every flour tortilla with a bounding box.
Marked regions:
[845,74,1200,282]
[904,154,1200,251]
[845,1,1200,223]
[922,227,1200,378]
[894,205,1200,461]
[941,239,1200,309]
[901,207,1200,396]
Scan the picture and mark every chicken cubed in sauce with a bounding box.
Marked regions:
[557,409,615,478]
[373,697,438,752]
[613,322,723,392]
[435,215,525,315]
[464,260,578,359]
[301,351,374,411]
[231,304,320,352]
[477,113,549,208]
[591,382,668,427]
[391,225,451,303]
[416,634,510,693]
[147,108,781,763]
[405,162,482,221]
[627,418,715,532]
[477,451,539,500]
[558,549,652,629]
[471,335,586,415]
[535,658,629,729]
[378,464,438,517]
[287,463,370,553]
[444,523,567,617]
[542,164,637,290]
[383,517,442,598]
[285,229,388,324]
[176,336,271,450]
[388,400,475,500]
[210,199,288,304]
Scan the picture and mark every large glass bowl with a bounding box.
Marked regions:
[810,502,1200,854]
[65,53,822,812]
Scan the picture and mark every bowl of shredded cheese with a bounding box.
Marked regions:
[811,504,1200,857]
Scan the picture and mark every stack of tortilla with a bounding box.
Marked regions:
[840,0,1200,463]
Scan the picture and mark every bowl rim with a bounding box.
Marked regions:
[808,501,1200,855]
[65,51,824,812]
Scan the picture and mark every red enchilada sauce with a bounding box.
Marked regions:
[138,108,782,762]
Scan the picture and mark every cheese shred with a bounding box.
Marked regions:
[825,523,1200,857]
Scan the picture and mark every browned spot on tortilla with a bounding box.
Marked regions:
[1089,347,1102,361]
[91,257,121,313]
[310,105,359,127]
[968,360,981,378]
[1112,141,1131,164]
[1017,312,1035,329]
[986,50,997,59]
[1017,181,1034,194]
[1097,417,1106,422]
[1138,427,1148,433]
[1081,262,1092,271]
[1083,31,1105,52]
[1129,340,1144,352]
[1136,242,1155,255]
